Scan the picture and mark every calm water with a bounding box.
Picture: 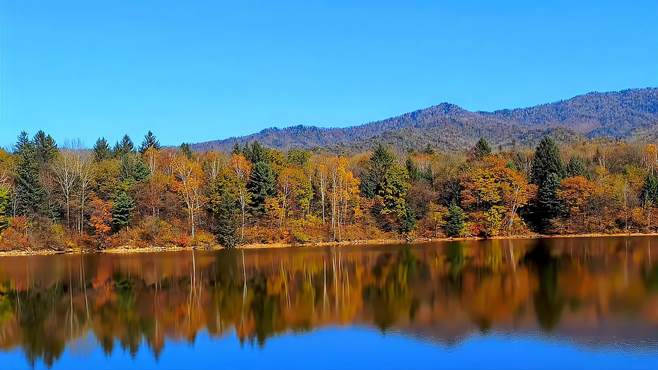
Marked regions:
[0,237,657,370]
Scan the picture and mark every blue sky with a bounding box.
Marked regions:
[1,0,657,149]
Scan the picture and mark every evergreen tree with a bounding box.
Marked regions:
[113,135,135,157]
[94,137,112,161]
[0,185,10,232]
[360,143,395,198]
[444,203,466,237]
[207,176,240,247]
[530,137,564,186]
[405,158,422,182]
[471,138,492,159]
[533,172,564,232]
[529,137,565,232]
[119,154,150,184]
[139,131,161,153]
[112,191,135,230]
[247,161,276,214]
[565,156,588,178]
[641,174,658,206]
[180,143,193,159]
[243,141,268,163]
[13,132,47,218]
[379,164,413,232]
[32,130,58,165]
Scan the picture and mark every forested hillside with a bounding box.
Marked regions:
[192,88,658,152]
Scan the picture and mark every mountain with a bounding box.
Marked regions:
[191,88,658,152]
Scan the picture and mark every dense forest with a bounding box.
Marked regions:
[2,130,658,252]
[192,88,658,152]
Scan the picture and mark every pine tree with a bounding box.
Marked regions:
[139,131,161,153]
[471,138,492,159]
[565,156,588,178]
[0,185,10,232]
[529,137,565,232]
[94,137,112,161]
[444,203,466,237]
[13,132,47,218]
[207,177,240,248]
[180,143,193,159]
[533,172,564,232]
[32,130,58,165]
[247,161,276,214]
[641,174,658,206]
[112,191,135,230]
[360,143,394,198]
[119,154,150,184]
[113,135,134,157]
[379,164,413,232]
[530,137,564,186]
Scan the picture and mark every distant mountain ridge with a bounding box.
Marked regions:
[192,88,658,152]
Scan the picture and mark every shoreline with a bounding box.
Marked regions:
[2,232,658,257]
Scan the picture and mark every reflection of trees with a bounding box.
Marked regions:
[0,239,655,366]
[363,247,424,330]
[524,241,564,331]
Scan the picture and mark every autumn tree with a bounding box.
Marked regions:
[229,154,252,240]
[556,176,597,232]
[172,153,205,239]
[51,150,77,228]
[273,166,312,227]
[460,156,534,236]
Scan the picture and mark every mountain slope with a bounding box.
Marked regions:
[192,88,658,152]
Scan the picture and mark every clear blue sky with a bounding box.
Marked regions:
[1,0,657,149]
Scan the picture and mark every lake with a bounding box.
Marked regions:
[0,236,657,369]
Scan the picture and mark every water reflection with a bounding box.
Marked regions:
[0,237,657,367]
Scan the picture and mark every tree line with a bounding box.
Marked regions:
[1,131,658,250]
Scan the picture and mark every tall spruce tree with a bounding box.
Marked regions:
[641,174,658,206]
[360,143,395,198]
[113,135,135,157]
[13,132,47,217]
[529,137,565,232]
[93,137,112,161]
[530,137,564,186]
[139,131,161,153]
[112,191,135,230]
[444,203,466,237]
[247,161,276,215]
[207,176,241,247]
[565,156,588,178]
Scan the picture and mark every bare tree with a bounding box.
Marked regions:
[75,151,93,235]
[51,151,77,228]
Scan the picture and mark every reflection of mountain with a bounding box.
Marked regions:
[0,237,657,366]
